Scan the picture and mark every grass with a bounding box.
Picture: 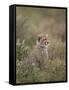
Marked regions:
[16,38,66,83]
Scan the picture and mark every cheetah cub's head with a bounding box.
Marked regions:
[37,34,49,48]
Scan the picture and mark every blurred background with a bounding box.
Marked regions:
[16,6,66,42]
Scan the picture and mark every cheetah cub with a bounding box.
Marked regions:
[30,34,49,70]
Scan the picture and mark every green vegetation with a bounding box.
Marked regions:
[16,7,66,83]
